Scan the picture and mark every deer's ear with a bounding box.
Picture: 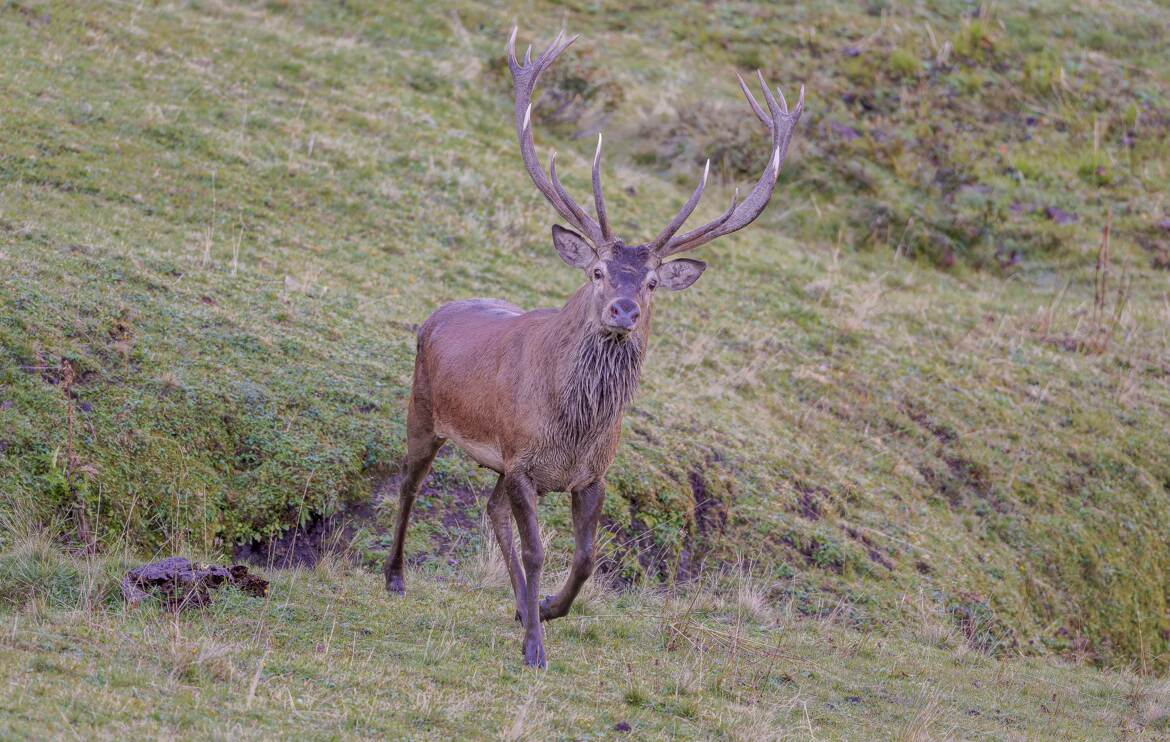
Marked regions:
[659,258,707,291]
[552,225,597,269]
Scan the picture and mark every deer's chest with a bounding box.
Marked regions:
[526,425,621,493]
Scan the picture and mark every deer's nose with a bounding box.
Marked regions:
[607,298,640,331]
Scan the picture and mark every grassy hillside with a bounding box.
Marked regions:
[2,0,1169,690]
[2,535,1169,739]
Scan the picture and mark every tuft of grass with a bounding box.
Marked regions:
[952,18,996,64]
[0,531,129,613]
[623,685,650,708]
[887,48,923,79]
[1022,51,1064,96]
[0,537,84,611]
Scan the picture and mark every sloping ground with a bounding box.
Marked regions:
[2,0,1169,671]
[1,541,1168,739]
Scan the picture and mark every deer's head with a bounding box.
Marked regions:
[507,28,804,338]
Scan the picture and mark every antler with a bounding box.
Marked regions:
[652,71,804,258]
[507,27,613,249]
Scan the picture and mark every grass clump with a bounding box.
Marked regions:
[886,48,922,79]
[951,19,996,64]
[1022,50,1064,96]
[0,535,125,612]
[1078,150,1115,187]
[0,539,82,611]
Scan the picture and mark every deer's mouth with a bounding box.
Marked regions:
[602,323,634,338]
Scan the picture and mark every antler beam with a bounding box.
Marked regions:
[654,72,804,258]
[507,28,612,250]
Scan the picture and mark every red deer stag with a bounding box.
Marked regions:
[384,27,804,668]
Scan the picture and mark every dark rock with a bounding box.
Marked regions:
[121,557,268,610]
[614,721,632,733]
[820,119,860,141]
[996,249,1022,269]
[1045,206,1078,225]
[229,564,271,598]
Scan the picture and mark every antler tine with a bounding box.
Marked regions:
[659,74,804,256]
[659,187,738,258]
[757,69,785,120]
[507,27,607,248]
[736,72,769,128]
[592,133,612,242]
[650,159,709,252]
[548,150,594,236]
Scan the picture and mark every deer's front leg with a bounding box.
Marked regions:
[540,480,603,622]
[507,471,546,669]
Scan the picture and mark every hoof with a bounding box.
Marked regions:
[385,573,405,596]
[522,635,547,669]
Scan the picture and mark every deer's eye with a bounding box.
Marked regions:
[592,268,604,281]
[647,278,658,291]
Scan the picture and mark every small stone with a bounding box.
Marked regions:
[821,119,860,141]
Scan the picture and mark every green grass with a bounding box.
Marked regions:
[2,538,1169,739]
[1,1,1170,726]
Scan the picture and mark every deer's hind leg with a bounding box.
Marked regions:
[384,389,444,596]
[487,475,527,623]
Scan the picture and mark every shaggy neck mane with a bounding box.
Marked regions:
[557,330,644,443]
